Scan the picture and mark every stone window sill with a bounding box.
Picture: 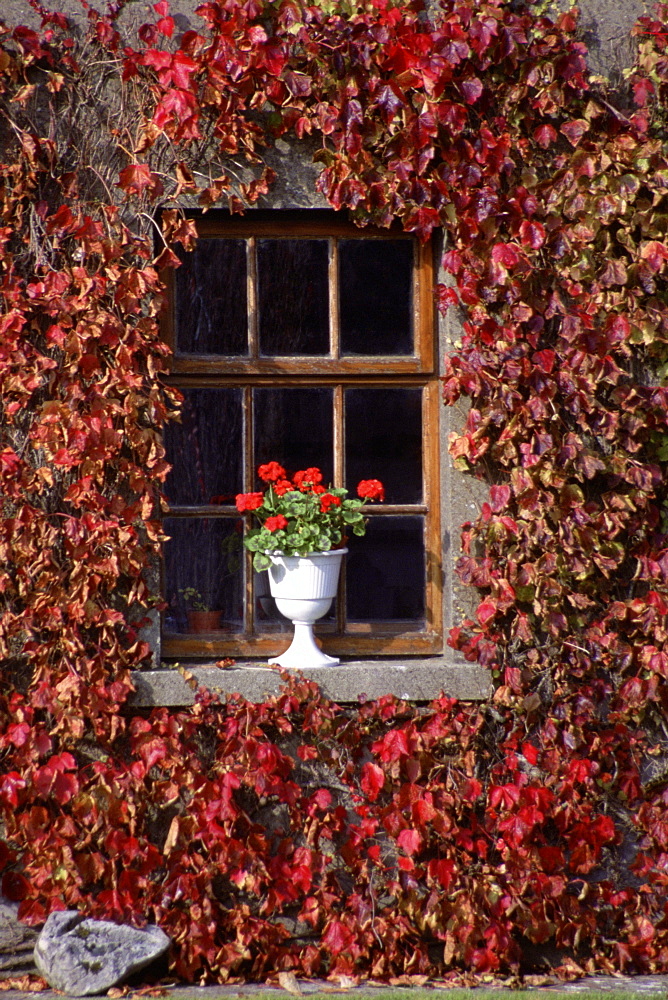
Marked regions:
[129,659,491,707]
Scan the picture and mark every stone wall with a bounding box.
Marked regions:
[0,0,646,705]
[0,0,645,77]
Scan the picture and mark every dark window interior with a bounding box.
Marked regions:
[162,214,440,657]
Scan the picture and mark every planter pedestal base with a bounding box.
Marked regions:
[269,618,340,669]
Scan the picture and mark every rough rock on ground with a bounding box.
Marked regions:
[33,910,170,996]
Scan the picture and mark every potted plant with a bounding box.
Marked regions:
[171,522,243,634]
[179,587,223,634]
[236,462,384,667]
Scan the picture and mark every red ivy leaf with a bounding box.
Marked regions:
[0,772,26,808]
[361,762,385,801]
[632,77,655,107]
[477,600,497,625]
[490,783,521,810]
[640,240,668,271]
[1,871,29,902]
[599,259,628,287]
[428,858,455,889]
[489,484,511,511]
[462,778,482,802]
[310,788,332,811]
[435,284,459,313]
[442,249,462,274]
[117,164,161,196]
[322,918,354,956]
[0,841,13,871]
[533,123,557,148]
[519,220,546,249]
[491,243,520,268]
[0,448,21,475]
[373,728,410,762]
[560,119,588,146]
[532,349,555,373]
[156,16,174,37]
[397,827,421,855]
[461,76,483,104]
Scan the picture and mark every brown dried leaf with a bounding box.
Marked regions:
[277,972,303,996]
[0,976,49,992]
[388,975,430,986]
[327,975,359,989]
[177,665,198,690]
[163,814,179,855]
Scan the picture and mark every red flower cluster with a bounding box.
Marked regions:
[264,514,288,532]
[319,493,341,513]
[293,467,325,493]
[357,479,385,501]
[235,491,264,512]
[257,461,286,483]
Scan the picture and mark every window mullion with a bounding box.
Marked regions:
[248,237,258,359]
[330,238,339,360]
[243,385,255,632]
[333,384,344,489]
[334,383,345,634]
[424,378,441,636]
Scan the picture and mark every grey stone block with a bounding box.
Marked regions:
[129,660,491,708]
[0,894,37,979]
[0,895,37,954]
[34,911,170,996]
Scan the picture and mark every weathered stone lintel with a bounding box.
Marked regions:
[129,661,492,708]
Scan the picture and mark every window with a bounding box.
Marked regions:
[161,211,442,661]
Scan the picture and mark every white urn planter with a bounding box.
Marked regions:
[267,548,347,669]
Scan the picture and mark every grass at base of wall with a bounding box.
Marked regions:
[156,987,668,1000]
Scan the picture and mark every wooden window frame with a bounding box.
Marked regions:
[161,210,443,661]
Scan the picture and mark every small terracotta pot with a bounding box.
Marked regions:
[187,610,222,633]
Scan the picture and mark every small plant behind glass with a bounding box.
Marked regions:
[172,529,242,629]
[178,586,210,612]
[236,462,385,571]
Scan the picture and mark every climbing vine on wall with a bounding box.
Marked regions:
[1,0,668,984]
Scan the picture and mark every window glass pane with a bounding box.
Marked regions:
[254,570,287,631]
[340,239,413,355]
[345,387,422,504]
[175,240,248,355]
[164,517,244,633]
[254,387,334,485]
[258,239,329,355]
[346,517,425,623]
[164,388,242,506]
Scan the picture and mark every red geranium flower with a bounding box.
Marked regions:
[357,479,385,501]
[272,479,293,496]
[320,493,341,513]
[264,514,288,532]
[235,492,264,512]
[293,467,323,491]
[258,461,287,483]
